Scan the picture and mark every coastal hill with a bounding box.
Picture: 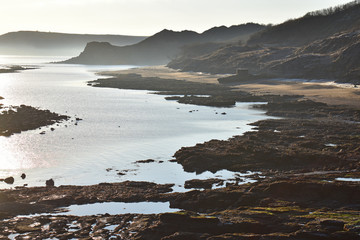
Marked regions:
[0,31,147,56]
[61,23,266,65]
[167,1,360,83]
[200,23,266,43]
[63,30,201,65]
[247,1,360,46]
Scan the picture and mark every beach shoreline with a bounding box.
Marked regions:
[0,66,359,239]
[101,65,360,108]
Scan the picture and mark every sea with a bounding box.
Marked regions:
[0,55,271,191]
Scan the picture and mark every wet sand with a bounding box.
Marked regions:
[100,65,227,84]
[102,66,360,108]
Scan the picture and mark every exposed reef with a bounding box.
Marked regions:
[0,177,359,239]
[0,104,69,136]
[90,73,230,95]
[174,117,360,174]
[0,65,36,74]
[90,73,301,108]
[174,98,360,174]
[0,181,175,220]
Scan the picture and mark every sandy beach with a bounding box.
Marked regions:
[102,65,360,108]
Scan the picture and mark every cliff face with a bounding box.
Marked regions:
[61,24,266,65]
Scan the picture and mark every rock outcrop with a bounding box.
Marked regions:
[0,104,69,136]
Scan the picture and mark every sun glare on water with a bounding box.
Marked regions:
[0,137,38,171]
[0,136,50,173]
[0,141,22,170]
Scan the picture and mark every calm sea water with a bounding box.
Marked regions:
[0,56,270,190]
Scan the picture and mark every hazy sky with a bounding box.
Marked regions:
[1,0,353,36]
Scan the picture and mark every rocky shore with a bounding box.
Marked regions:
[1,73,359,239]
[0,177,359,239]
[0,65,36,74]
[175,102,360,174]
[0,103,69,137]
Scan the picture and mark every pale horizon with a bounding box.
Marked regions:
[0,0,353,36]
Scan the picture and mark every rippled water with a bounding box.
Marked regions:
[0,56,271,190]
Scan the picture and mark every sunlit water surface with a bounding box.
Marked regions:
[0,56,272,190]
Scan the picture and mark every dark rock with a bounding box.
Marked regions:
[21,173,26,179]
[174,113,360,174]
[46,178,55,187]
[331,231,360,240]
[184,179,224,189]
[294,231,331,240]
[4,177,14,184]
[160,212,219,225]
[320,219,345,232]
[161,232,202,240]
[0,105,69,137]
[134,159,156,164]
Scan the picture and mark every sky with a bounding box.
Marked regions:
[0,0,354,36]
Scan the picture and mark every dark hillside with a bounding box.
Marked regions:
[201,23,266,43]
[248,1,360,46]
[62,30,202,65]
[168,1,360,83]
[62,23,266,65]
[168,29,360,83]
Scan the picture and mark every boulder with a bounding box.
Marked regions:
[46,179,55,187]
[4,177,14,184]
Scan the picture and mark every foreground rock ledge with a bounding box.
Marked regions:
[0,181,175,219]
[0,178,359,239]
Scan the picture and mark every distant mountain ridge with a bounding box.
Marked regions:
[61,23,266,65]
[0,31,147,56]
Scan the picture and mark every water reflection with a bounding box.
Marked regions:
[0,56,273,189]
